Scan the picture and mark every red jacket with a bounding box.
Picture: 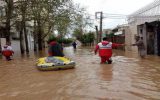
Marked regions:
[2,45,14,57]
[2,50,13,57]
[95,41,123,57]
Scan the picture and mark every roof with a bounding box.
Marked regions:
[114,31,123,35]
[129,0,160,16]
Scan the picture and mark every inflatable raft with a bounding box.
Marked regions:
[36,56,75,71]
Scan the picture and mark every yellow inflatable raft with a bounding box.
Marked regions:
[36,56,75,71]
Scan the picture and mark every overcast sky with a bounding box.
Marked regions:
[73,0,155,29]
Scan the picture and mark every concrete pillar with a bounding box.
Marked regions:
[143,23,147,55]
[125,27,132,51]
[154,26,158,55]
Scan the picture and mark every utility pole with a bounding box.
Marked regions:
[99,12,103,42]
[95,25,99,44]
[95,12,103,42]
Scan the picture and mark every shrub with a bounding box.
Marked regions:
[48,35,73,44]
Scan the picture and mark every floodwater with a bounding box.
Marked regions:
[0,46,160,100]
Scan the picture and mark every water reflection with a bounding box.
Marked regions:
[0,46,160,100]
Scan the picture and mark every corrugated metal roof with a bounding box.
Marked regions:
[130,0,160,16]
[114,31,123,35]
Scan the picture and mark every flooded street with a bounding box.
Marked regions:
[0,46,160,100]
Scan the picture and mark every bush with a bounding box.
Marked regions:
[48,35,73,44]
[57,38,73,44]
[79,32,95,44]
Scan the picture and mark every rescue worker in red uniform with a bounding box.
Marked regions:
[95,37,124,64]
[2,42,14,61]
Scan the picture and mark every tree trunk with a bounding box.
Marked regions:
[33,20,37,51]
[37,20,43,50]
[0,38,2,55]
[21,2,29,54]
[24,22,29,53]
[20,29,25,54]
[5,0,13,43]
[38,29,43,50]
[33,33,37,51]
[6,22,11,43]
[20,20,24,54]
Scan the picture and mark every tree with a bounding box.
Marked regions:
[87,32,95,45]
[29,0,72,50]
[3,0,14,43]
[71,4,94,41]
[79,32,95,46]
[72,28,82,40]
[15,0,30,54]
[1,0,90,53]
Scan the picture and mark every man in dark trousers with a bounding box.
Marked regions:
[72,41,77,49]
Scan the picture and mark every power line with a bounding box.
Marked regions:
[103,13,127,16]
[103,17,127,19]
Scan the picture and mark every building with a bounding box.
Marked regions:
[128,0,160,56]
[102,29,112,38]
[102,25,133,51]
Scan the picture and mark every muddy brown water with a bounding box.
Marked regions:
[0,46,160,100]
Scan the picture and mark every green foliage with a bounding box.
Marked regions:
[48,35,73,44]
[88,32,95,43]
[1,0,90,51]
[79,32,95,44]
[57,38,73,44]
[73,29,95,44]
[106,32,115,37]
[72,28,82,40]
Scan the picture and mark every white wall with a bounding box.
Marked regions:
[128,24,138,52]
[0,38,6,47]
[124,27,132,51]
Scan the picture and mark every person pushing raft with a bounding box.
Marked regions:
[2,42,14,61]
[95,37,125,64]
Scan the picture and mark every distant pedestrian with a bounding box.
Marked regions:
[95,37,125,64]
[2,42,14,61]
[132,36,146,58]
[72,41,77,49]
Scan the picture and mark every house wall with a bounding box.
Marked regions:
[127,0,160,52]
[124,27,132,51]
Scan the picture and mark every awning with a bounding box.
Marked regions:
[114,31,123,35]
